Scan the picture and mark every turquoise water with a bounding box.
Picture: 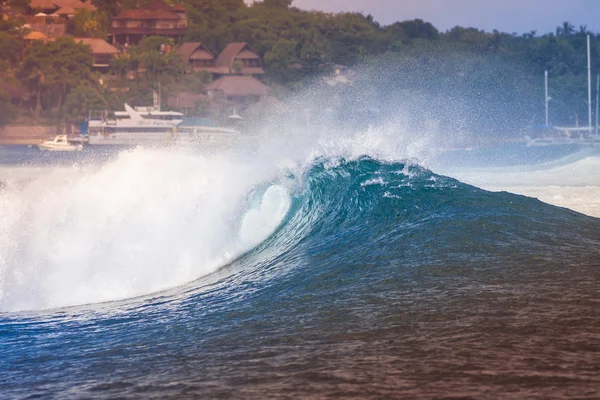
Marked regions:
[1,144,600,399]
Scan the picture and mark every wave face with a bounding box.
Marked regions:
[2,148,600,398]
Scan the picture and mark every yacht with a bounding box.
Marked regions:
[86,104,183,146]
[85,104,245,147]
[37,135,83,151]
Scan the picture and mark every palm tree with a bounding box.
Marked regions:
[27,66,46,118]
[556,21,575,37]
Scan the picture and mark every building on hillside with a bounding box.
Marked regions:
[23,30,49,43]
[24,0,95,38]
[214,43,265,76]
[108,0,187,46]
[167,92,221,116]
[76,38,121,70]
[27,0,95,16]
[175,42,220,74]
[206,76,271,115]
[23,15,66,38]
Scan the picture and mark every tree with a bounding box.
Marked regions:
[18,38,96,118]
[138,35,175,53]
[69,9,108,38]
[264,0,292,8]
[264,38,297,82]
[64,83,107,121]
[0,88,16,127]
[184,0,246,52]
[0,32,22,67]
[7,0,30,14]
[91,0,121,17]
[556,21,575,37]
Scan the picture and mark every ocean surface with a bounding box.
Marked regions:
[1,137,600,399]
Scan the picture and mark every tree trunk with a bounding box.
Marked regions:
[35,87,41,119]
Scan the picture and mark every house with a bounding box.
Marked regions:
[76,38,121,70]
[23,30,49,43]
[27,0,95,16]
[214,43,265,75]
[175,42,220,74]
[23,0,93,39]
[206,75,271,114]
[23,18,66,38]
[108,0,187,46]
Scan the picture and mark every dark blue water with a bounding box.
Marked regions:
[2,152,600,399]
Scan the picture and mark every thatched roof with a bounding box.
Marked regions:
[206,76,270,97]
[55,6,77,15]
[176,42,214,62]
[168,92,209,109]
[28,0,55,10]
[215,42,261,69]
[76,38,120,54]
[24,31,48,40]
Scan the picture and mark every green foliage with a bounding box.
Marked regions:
[139,49,186,82]
[0,32,22,66]
[264,38,298,82]
[264,0,292,8]
[138,36,175,53]
[64,83,108,121]
[91,0,121,17]
[2,0,599,129]
[18,37,97,118]
[0,87,16,127]
[70,9,109,38]
[184,0,245,52]
[0,13,25,35]
[7,0,30,13]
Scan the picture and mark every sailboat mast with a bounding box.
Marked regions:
[595,74,600,135]
[587,34,592,131]
[545,70,549,126]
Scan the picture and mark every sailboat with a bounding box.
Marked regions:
[527,35,600,146]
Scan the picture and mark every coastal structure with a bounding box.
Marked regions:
[23,30,49,43]
[206,76,271,115]
[24,0,94,37]
[75,38,121,70]
[27,0,95,16]
[214,43,265,76]
[108,0,187,46]
[175,42,218,74]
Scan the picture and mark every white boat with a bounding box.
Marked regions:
[37,135,83,151]
[529,35,600,146]
[85,103,246,147]
[86,103,183,146]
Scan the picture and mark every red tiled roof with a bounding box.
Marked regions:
[53,0,95,10]
[113,9,180,20]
